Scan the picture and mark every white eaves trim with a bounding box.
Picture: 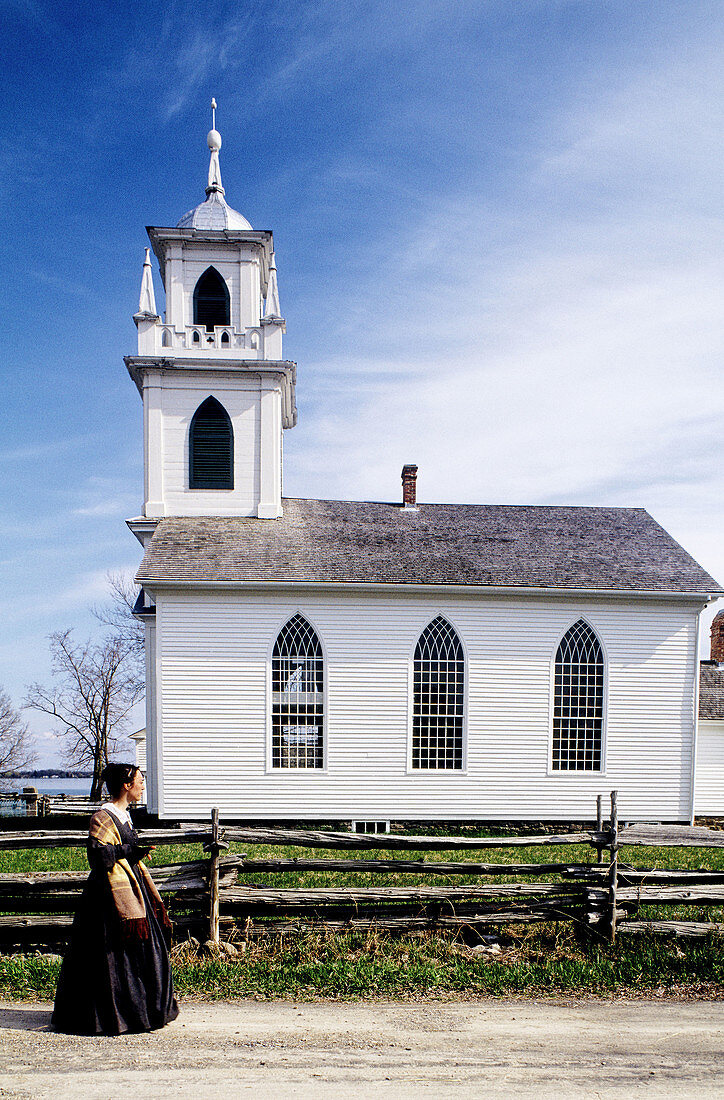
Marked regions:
[138,578,719,606]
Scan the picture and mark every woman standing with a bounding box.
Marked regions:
[52,763,179,1034]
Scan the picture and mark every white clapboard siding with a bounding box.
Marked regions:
[149,590,699,822]
[134,738,147,772]
[157,374,263,516]
[694,720,724,814]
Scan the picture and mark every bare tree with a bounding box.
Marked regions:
[92,571,145,690]
[0,689,35,787]
[25,630,144,800]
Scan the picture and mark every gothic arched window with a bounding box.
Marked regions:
[412,616,464,770]
[272,614,324,768]
[193,267,230,331]
[189,396,233,490]
[552,620,604,771]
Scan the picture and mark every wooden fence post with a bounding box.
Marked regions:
[205,808,221,945]
[596,795,604,864]
[608,790,619,944]
[22,787,38,817]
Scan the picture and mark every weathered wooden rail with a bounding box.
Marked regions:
[0,792,721,951]
[221,826,602,850]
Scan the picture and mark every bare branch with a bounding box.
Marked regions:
[24,620,142,800]
[0,689,36,785]
[92,571,145,690]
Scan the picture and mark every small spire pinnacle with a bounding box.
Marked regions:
[134,248,158,322]
[206,97,224,197]
[263,252,283,321]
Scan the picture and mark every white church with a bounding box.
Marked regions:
[126,107,723,825]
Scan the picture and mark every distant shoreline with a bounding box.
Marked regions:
[5,771,93,780]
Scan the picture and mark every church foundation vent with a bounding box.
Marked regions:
[351,820,390,835]
[402,464,418,509]
[711,611,724,665]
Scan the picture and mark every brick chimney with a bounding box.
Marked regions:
[711,611,724,664]
[401,464,418,509]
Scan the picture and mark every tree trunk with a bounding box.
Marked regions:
[90,751,104,801]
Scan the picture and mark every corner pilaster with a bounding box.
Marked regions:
[143,374,166,518]
[257,375,283,518]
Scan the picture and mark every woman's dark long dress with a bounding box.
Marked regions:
[52,814,179,1035]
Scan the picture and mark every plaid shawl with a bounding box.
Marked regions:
[89,809,172,942]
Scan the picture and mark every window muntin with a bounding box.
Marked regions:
[189,396,233,490]
[272,614,324,769]
[193,267,230,331]
[552,619,604,771]
[412,616,464,770]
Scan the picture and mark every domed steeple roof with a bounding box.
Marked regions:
[176,101,252,231]
[176,192,252,231]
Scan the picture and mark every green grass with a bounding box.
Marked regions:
[1,836,722,1001]
[1,925,723,1002]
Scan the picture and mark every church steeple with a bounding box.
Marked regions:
[125,101,297,522]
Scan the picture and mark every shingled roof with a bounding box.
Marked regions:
[700,663,724,719]
[135,498,722,594]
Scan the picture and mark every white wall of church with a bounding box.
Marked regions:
[143,621,158,814]
[148,588,700,823]
[141,369,283,518]
[694,720,724,814]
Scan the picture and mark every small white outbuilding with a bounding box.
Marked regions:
[126,110,723,825]
[694,613,724,816]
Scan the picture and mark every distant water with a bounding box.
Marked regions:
[2,778,149,818]
[1,777,93,816]
[31,778,93,797]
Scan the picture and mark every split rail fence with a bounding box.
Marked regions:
[0,792,722,953]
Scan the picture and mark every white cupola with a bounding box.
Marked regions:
[125,101,296,523]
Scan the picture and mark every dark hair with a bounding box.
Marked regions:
[102,763,139,799]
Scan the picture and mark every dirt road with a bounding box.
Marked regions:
[0,997,722,1099]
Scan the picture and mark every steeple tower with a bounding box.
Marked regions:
[125,101,296,522]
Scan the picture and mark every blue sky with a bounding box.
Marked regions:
[2,0,723,766]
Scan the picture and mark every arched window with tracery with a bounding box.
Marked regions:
[552,619,604,771]
[272,614,324,768]
[189,396,233,489]
[193,267,230,331]
[412,616,464,770]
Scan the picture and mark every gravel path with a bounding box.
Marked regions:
[0,997,723,1099]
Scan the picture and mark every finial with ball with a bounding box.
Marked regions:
[208,97,221,151]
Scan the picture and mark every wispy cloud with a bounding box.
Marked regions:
[30,269,94,300]
[0,437,82,463]
[286,39,724,620]
[72,497,136,518]
[69,476,138,519]
[97,4,256,123]
[2,0,64,37]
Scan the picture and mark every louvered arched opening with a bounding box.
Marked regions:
[272,614,324,768]
[412,616,464,769]
[193,267,230,331]
[553,619,604,771]
[189,396,233,489]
